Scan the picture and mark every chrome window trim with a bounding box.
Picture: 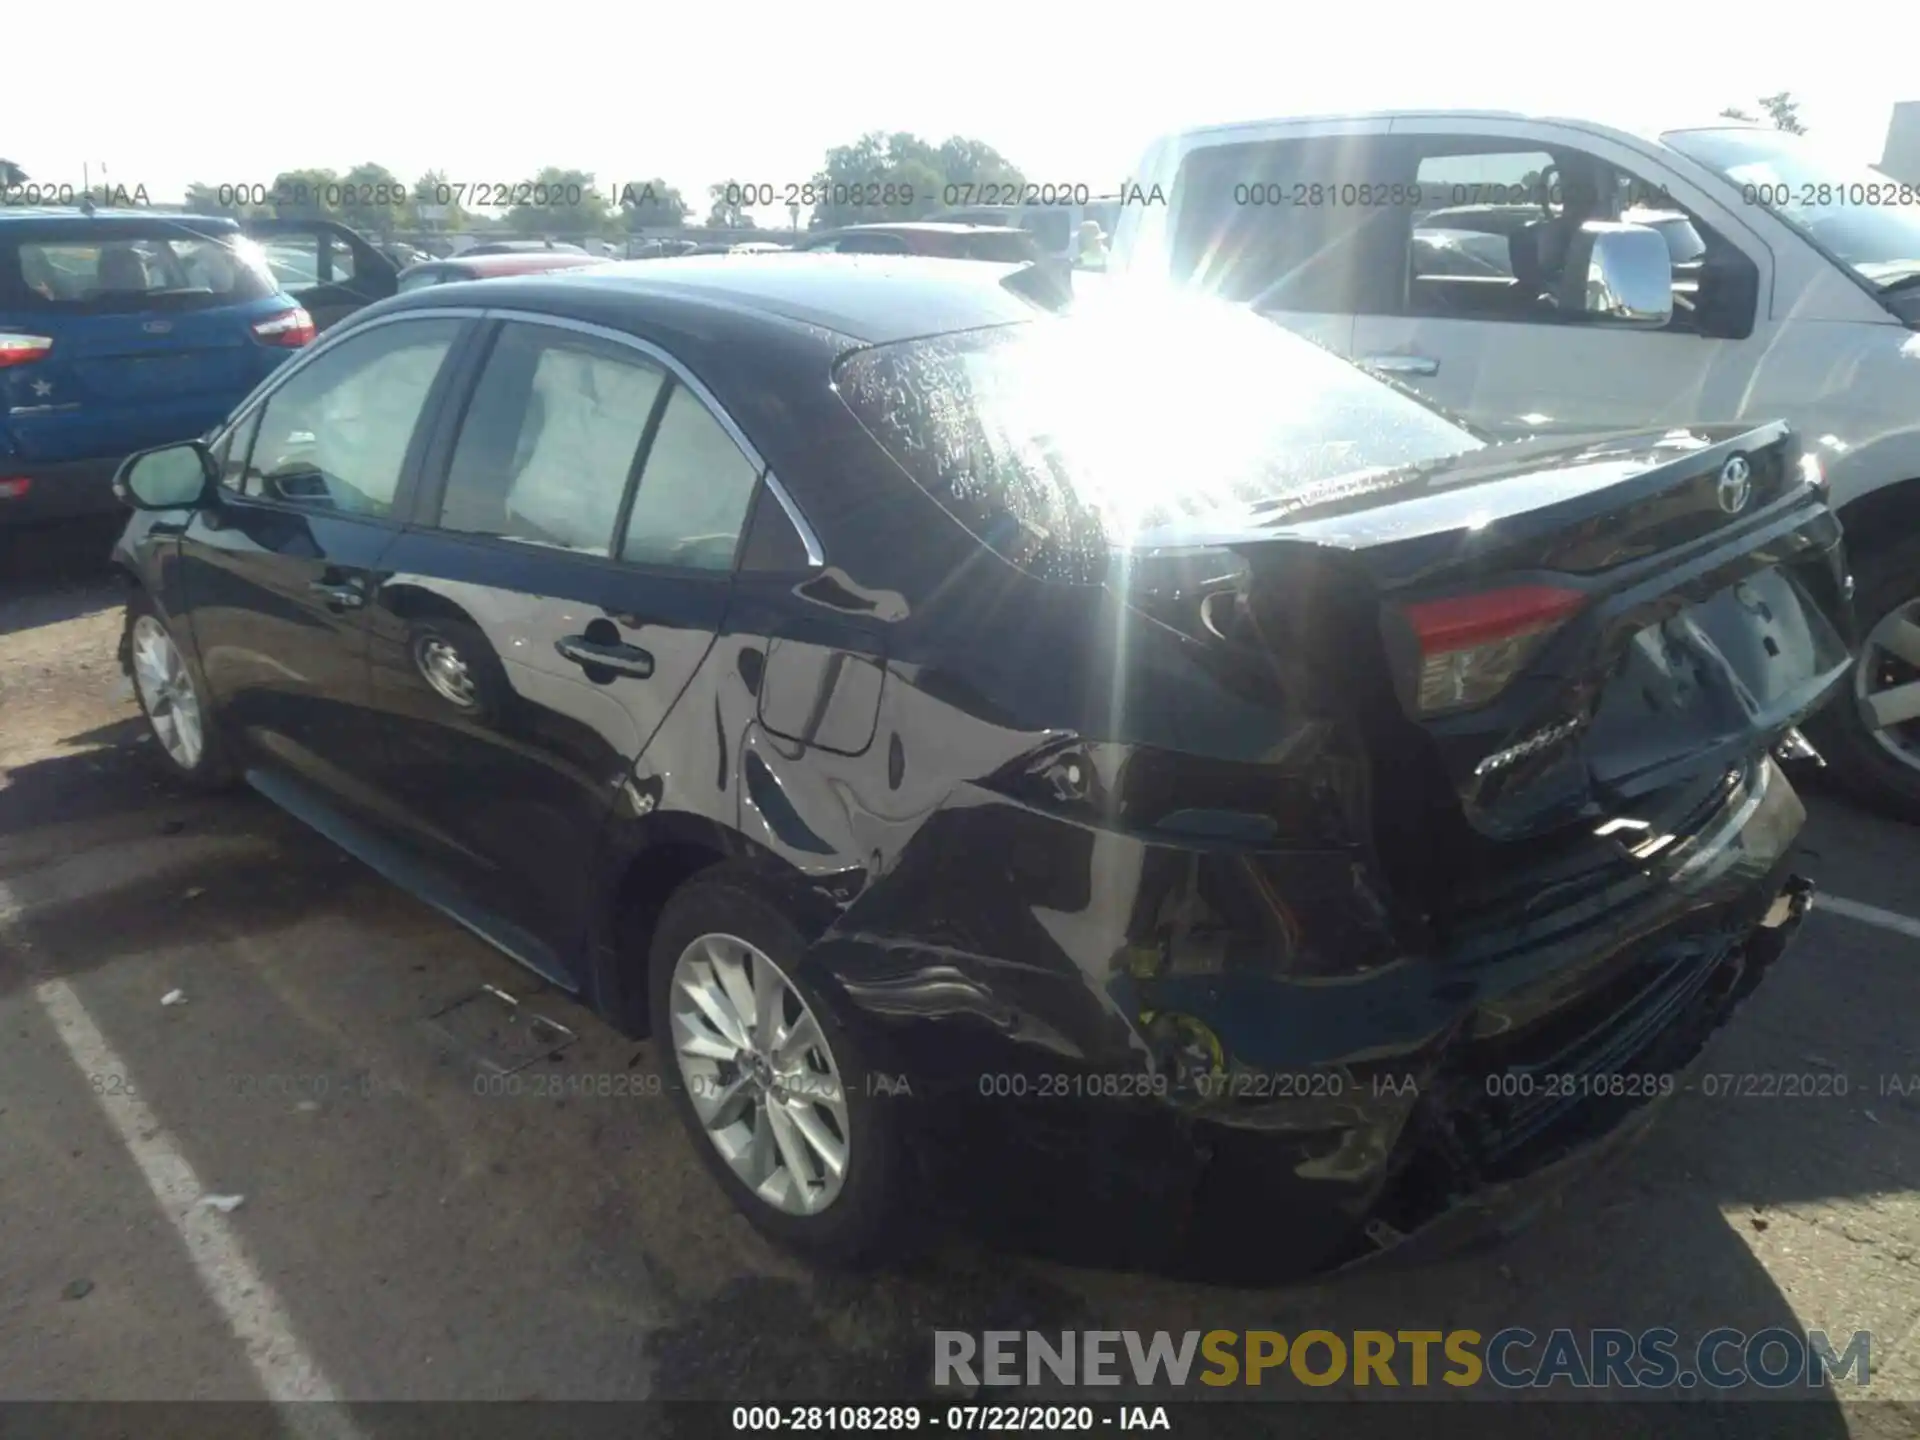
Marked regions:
[480,307,825,568]
[761,473,824,568]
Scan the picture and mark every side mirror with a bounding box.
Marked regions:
[114,441,217,511]
[1564,222,1673,327]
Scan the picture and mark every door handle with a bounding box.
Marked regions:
[1361,354,1440,376]
[308,579,366,610]
[556,636,655,679]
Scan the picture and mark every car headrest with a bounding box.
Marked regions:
[96,247,148,291]
[1554,224,1604,313]
[1509,221,1551,292]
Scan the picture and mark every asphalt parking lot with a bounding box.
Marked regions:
[1,520,1917,1438]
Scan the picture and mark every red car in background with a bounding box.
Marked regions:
[396,251,610,292]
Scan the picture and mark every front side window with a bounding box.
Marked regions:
[243,318,460,515]
[1402,138,1755,336]
[250,237,323,291]
[835,286,1480,583]
[1408,149,1556,296]
[437,322,669,555]
[326,235,357,283]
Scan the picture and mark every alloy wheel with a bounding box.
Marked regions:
[1855,598,1920,776]
[668,931,850,1216]
[416,635,479,708]
[130,616,204,770]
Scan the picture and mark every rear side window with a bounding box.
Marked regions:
[437,323,669,555]
[1,230,274,314]
[620,386,762,570]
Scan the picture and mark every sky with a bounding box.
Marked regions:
[4,0,1913,223]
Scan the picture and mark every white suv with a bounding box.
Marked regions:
[1113,111,1920,820]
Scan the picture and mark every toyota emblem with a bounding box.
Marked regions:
[1716,455,1753,515]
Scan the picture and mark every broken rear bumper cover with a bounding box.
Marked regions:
[1329,869,1814,1276]
[815,756,1815,1279]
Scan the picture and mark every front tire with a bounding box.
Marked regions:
[124,591,234,790]
[1814,535,1920,824]
[647,873,909,1266]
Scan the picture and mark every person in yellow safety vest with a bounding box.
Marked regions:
[1074,220,1110,270]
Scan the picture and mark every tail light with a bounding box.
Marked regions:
[0,478,32,500]
[251,307,315,348]
[1401,584,1587,715]
[0,333,53,368]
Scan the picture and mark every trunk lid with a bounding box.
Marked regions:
[1127,422,1853,844]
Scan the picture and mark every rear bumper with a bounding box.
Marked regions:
[815,755,1813,1280]
[1322,870,1814,1276]
[0,455,125,524]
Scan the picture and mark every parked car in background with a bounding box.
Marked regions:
[0,208,313,523]
[396,252,609,292]
[793,222,1038,261]
[456,239,591,257]
[237,218,399,331]
[934,199,1122,263]
[623,238,700,260]
[384,241,436,271]
[109,257,1839,1275]
[1113,111,1920,822]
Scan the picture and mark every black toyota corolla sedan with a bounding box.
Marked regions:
[109,256,1850,1277]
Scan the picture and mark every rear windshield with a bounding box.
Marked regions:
[0,228,276,314]
[834,286,1480,584]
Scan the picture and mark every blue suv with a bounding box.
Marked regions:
[0,209,313,523]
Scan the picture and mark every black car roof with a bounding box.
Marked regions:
[381,252,1049,346]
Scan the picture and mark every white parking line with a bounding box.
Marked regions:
[33,975,363,1436]
[1817,894,1920,942]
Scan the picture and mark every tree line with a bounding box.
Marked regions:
[0,101,1816,237]
[1718,92,1808,134]
[12,133,1027,237]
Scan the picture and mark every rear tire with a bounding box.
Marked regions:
[124,590,236,791]
[647,873,911,1267]
[1812,535,1920,825]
